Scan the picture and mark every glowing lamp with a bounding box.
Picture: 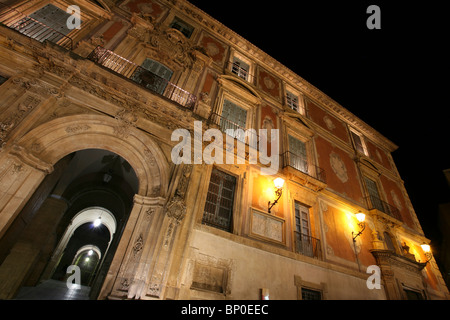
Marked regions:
[355,211,366,223]
[421,243,431,253]
[268,177,285,214]
[352,211,366,242]
[93,217,102,227]
[420,242,432,265]
[273,177,285,189]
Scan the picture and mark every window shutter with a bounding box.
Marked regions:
[288,135,308,173]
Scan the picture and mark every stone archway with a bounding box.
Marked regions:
[0,114,172,299]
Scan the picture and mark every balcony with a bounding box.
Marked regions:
[282,151,326,184]
[87,46,197,109]
[294,232,322,259]
[208,112,258,146]
[365,195,402,221]
[0,3,73,50]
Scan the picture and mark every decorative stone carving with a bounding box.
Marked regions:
[114,108,138,138]
[132,234,144,257]
[166,195,186,224]
[0,95,41,151]
[329,152,348,183]
[147,27,197,70]
[200,91,211,104]
[175,164,192,198]
[323,115,336,131]
[145,208,155,220]
[65,124,91,134]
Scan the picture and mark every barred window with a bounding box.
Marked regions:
[202,169,236,232]
[231,57,250,81]
[14,4,77,44]
[286,91,299,112]
[301,288,322,300]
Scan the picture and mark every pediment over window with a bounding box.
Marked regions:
[217,75,262,105]
[282,111,314,136]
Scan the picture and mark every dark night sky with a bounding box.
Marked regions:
[188,1,450,244]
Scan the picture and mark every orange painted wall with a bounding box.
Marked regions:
[315,136,364,204]
[322,205,376,266]
[379,175,415,229]
[102,21,124,42]
[125,0,165,19]
[257,69,281,101]
[260,104,278,157]
[365,140,393,171]
[251,175,285,219]
[306,100,350,144]
[199,34,228,66]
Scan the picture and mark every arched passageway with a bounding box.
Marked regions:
[0,149,139,299]
[0,115,170,300]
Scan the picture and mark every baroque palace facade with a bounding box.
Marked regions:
[0,0,448,300]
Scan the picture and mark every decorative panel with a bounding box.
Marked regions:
[250,208,285,244]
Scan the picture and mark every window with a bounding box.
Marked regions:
[219,99,248,142]
[350,129,368,156]
[294,202,317,258]
[293,202,321,258]
[202,168,236,232]
[295,202,311,237]
[288,135,308,174]
[301,288,322,300]
[15,4,77,44]
[132,58,173,95]
[286,91,299,112]
[364,176,384,212]
[169,17,194,38]
[231,57,250,81]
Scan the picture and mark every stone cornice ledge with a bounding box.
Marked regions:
[178,0,398,152]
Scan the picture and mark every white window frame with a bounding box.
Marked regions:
[350,128,369,156]
[228,50,254,83]
[283,126,316,177]
[285,86,306,116]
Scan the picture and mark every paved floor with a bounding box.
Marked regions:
[14,279,91,300]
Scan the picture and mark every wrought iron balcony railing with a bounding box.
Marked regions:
[208,112,259,146]
[294,232,322,259]
[282,151,326,183]
[87,46,197,109]
[365,195,402,221]
[0,3,73,50]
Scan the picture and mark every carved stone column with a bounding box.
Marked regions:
[0,145,63,299]
[145,194,186,298]
[106,194,166,300]
[0,145,53,240]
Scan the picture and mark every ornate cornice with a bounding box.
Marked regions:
[371,249,426,272]
[177,0,398,152]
